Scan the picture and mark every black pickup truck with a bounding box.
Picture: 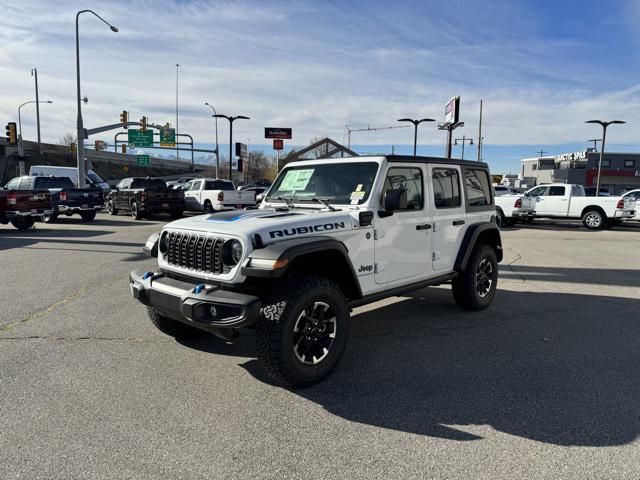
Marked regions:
[108,177,184,220]
[0,188,53,230]
[6,176,104,222]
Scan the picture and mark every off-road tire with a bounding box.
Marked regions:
[582,209,605,230]
[452,244,498,311]
[108,200,118,216]
[10,216,35,230]
[204,201,214,214]
[80,210,97,222]
[256,276,349,388]
[131,200,143,220]
[147,307,203,338]
[169,209,183,220]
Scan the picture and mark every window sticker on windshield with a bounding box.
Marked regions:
[355,184,363,192]
[350,191,365,204]
[279,169,314,191]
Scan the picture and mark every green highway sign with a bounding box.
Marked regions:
[128,129,153,147]
[136,154,150,166]
[160,126,176,147]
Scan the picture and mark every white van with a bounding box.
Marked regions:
[29,165,110,194]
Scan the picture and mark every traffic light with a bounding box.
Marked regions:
[237,158,243,173]
[5,122,17,145]
[119,110,128,124]
[70,142,76,153]
[140,116,147,132]
[121,144,127,153]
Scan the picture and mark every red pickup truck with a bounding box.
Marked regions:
[0,189,53,230]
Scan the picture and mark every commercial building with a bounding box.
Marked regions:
[519,150,640,194]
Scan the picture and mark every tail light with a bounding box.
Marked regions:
[616,199,624,209]
[59,191,67,202]
[514,198,522,208]
[141,191,146,202]
[7,193,16,205]
[218,192,224,202]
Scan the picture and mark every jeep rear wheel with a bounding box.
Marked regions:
[256,276,349,388]
[147,307,203,338]
[452,244,498,311]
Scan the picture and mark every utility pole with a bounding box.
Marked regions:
[537,149,547,157]
[477,99,483,162]
[31,68,42,152]
[175,63,180,162]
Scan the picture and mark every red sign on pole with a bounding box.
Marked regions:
[273,139,284,150]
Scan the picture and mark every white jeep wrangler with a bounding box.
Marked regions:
[130,155,503,387]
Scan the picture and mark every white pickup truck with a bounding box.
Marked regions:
[183,178,256,213]
[494,194,536,227]
[525,183,636,229]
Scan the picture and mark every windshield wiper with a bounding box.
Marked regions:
[276,196,295,208]
[312,197,338,211]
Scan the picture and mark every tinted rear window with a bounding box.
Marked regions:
[464,169,492,206]
[204,181,234,191]
[130,179,167,189]
[35,177,75,189]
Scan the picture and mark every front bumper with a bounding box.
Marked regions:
[129,268,261,331]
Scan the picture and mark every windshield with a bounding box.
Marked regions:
[131,178,167,189]
[267,162,379,205]
[87,171,105,184]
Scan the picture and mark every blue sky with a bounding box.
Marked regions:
[1,0,639,173]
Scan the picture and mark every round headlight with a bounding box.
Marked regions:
[222,240,243,266]
[159,232,169,254]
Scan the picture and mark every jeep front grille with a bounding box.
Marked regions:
[165,232,226,274]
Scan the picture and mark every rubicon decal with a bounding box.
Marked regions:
[269,222,346,239]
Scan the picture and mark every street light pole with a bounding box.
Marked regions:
[204,102,220,178]
[454,134,474,160]
[76,10,118,187]
[213,114,250,182]
[587,138,602,152]
[585,120,626,196]
[397,117,436,156]
[17,100,53,174]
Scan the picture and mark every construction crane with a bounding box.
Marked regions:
[345,124,411,148]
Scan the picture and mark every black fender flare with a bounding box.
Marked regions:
[242,236,362,297]
[454,222,503,272]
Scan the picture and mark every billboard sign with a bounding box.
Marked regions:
[235,142,248,159]
[444,96,460,126]
[265,127,292,139]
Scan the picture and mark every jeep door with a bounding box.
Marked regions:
[429,165,466,271]
[374,165,433,285]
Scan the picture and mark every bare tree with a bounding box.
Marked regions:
[58,132,76,146]
[247,151,276,181]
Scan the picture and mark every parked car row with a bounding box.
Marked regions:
[494,183,638,230]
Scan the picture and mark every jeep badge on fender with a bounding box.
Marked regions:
[130,155,502,388]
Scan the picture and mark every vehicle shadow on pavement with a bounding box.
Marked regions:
[0,228,115,250]
[235,287,640,447]
[499,265,640,287]
[504,221,640,232]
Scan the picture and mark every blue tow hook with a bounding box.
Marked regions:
[142,271,154,280]
[193,284,206,294]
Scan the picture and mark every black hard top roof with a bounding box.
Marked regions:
[385,155,489,169]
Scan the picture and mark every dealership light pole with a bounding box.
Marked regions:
[76,10,118,187]
[213,114,250,181]
[397,118,435,156]
[175,63,180,162]
[204,102,220,178]
[454,134,473,160]
[585,120,626,196]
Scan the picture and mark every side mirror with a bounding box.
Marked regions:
[379,189,406,217]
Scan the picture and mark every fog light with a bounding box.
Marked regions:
[209,306,218,319]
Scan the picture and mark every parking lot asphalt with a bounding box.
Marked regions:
[1,214,639,479]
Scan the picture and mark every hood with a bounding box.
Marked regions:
[165,208,357,243]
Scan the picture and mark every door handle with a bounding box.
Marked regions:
[416,224,432,230]
[452,220,466,226]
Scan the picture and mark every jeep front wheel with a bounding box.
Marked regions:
[256,276,349,388]
[452,244,498,311]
